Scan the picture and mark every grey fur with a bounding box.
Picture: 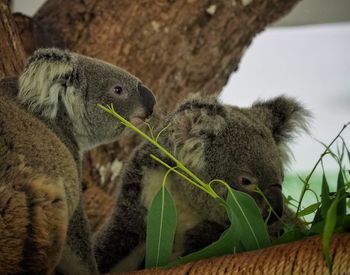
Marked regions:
[0,48,155,275]
[93,94,310,273]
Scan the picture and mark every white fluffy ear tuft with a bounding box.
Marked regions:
[162,95,227,171]
[18,48,74,119]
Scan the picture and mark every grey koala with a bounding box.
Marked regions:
[93,95,309,273]
[0,48,155,275]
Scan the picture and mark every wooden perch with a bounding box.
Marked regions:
[118,233,350,275]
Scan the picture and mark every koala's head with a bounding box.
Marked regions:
[161,95,310,224]
[18,48,155,151]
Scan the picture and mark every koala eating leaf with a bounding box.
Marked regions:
[0,48,155,275]
[93,95,310,273]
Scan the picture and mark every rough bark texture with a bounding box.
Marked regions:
[35,0,300,111]
[0,0,26,78]
[0,0,301,231]
[13,12,63,56]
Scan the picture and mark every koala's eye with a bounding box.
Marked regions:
[113,85,123,95]
[241,177,252,186]
[237,174,257,189]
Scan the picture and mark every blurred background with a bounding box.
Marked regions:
[13,0,350,215]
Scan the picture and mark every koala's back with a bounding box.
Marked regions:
[0,94,79,195]
[0,94,79,274]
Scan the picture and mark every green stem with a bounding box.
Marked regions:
[162,165,178,188]
[99,104,219,199]
[150,154,216,197]
[296,122,350,215]
[254,186,293,231]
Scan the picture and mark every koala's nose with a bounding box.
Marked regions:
[138,83,156,117]
[263,184,283,224]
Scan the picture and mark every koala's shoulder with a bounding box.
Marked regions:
[0,80,78,183]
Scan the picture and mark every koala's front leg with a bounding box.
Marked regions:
[183,220,226,256]
[56,199,98,275]
[93,184,147,273]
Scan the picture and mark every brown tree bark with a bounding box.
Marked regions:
[0,0,26,78]
[0,0,301,230]
[35,0,300,111]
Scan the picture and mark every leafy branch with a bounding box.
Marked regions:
[98,103,219,200]
[296,122,350,215]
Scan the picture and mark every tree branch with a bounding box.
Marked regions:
[0,0,26,78]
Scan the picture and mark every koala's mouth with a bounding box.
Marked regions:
[129,115,147,126]
[129,107,153,126]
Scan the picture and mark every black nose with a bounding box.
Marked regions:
[138,83,156,117]
[264,185,283,224]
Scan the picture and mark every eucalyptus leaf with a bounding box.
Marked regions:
[167,195,241,267]
[226,188,271,250]
[273,230,306,245]
[297,202,321,217]
[321,173,331,219]
[310,220,325,235]
[337,170,346,216]
[341,214,350,231]
[168,188,270,267]
[167,219,240,268]
[346,145,350,166]
[145,187,177,268]
[311,207,323,227]
[323,195,339,270]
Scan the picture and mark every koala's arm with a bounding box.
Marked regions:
[93,163,148,273]
[183,220,227,256]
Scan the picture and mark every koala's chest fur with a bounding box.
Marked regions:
[140,167,206,257]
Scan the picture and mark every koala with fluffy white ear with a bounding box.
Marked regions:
[0,48,155,275]
[93,95,310,273]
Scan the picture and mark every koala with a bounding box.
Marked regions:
[93,95,309,273]
[0,48,155,275]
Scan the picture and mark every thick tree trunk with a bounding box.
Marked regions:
[0,0,301,230]
[0,0,26,78]
[35,0,300,110]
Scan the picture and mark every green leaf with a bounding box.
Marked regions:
[168,188,270,268]
[167,219,240,268]
[337,170,346,216]
[273,230,306,245]
[297,202,321,217]
[167,198,241,267]
[341,214,350,231]
[226,188,271,250]
[323,195,339,271]
[337,142,345,163]
[346,145,350,166]
[310,220,325,235]
[311,207,323,227]
[145,187,177,268]
[321,173,332,219]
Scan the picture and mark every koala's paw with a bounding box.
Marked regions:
[161,95,227,171]
[0,174,69,274]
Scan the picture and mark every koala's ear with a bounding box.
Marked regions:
[162,95,227,170]
[18,48,77,118]
[252,96,311,145]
